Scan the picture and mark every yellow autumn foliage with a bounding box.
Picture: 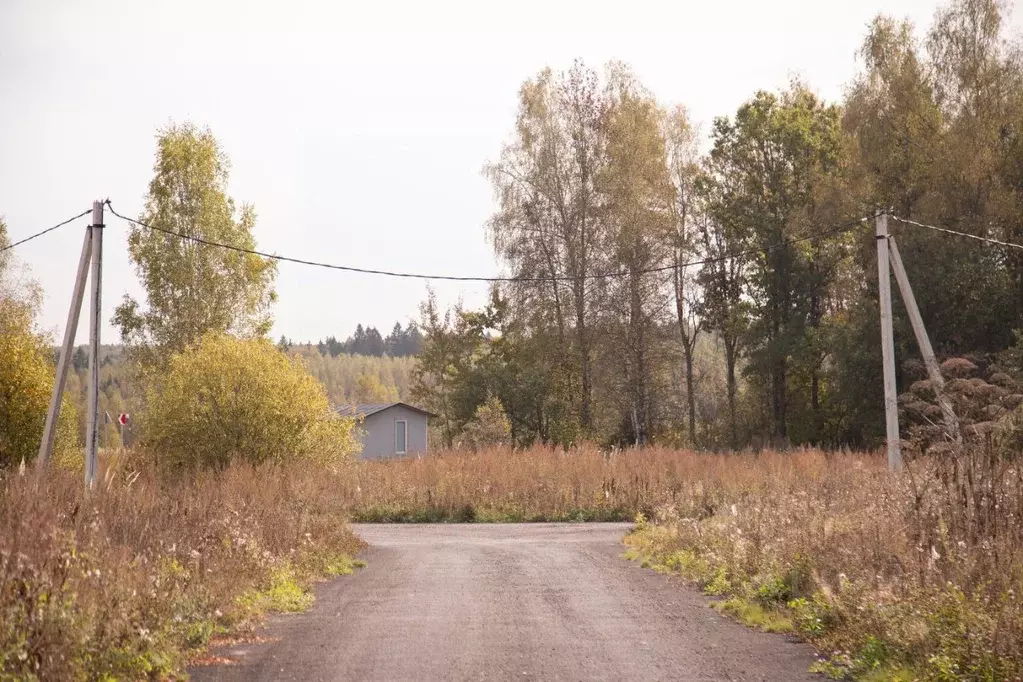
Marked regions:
[142,334,358,470]
[0,300,78,469]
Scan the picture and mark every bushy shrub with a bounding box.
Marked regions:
[456,396,512,451]
[141,334,358,471]
[0,300,78,470]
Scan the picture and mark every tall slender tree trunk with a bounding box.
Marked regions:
[1012,252,1023,331]
[538,236,567,345]
[630,269,647,445]
[769,248,790,445]
[724,335,739,450]
[674,261,699,447]
[683,345,696,444]
[566,218,592,434]
[443,397,454,448]
[774,356,788,444]
[636,350,648,444]
[810,273,823,443]
[539,230,576,432]
[575,119,595,434]
[575,284,593,431]
[811,370,820,439]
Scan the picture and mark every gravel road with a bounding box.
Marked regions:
[191,523,819,681]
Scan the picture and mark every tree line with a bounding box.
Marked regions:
[288,345,413,405]
[413,0,1023,450]
[280,321,423,358]
[5,0,1023,466]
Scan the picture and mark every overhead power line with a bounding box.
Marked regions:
[105,201,868,283]
[0,208,92,253]
[890,214,1023,251]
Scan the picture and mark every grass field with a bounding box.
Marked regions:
[4,444,1020,680]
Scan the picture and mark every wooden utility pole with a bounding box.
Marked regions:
[84,201,104,488]
[876,211,902,471]
[36,227,93,472]
[888,236,961,444]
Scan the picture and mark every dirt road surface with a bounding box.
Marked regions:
[191,523,819,681]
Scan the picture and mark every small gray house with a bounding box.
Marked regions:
[336,402,435,459]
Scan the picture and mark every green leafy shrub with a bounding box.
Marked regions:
[236,564,314,616]
[703,566,732,596]
[752,571,791,605]
[456,396,512,451]
[788,594,834,637]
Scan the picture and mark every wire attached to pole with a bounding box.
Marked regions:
[889,214,1023,251]
[105,201,869,283]
[0,209,93,252]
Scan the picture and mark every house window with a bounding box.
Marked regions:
[395,420,407,454]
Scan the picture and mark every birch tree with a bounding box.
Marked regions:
[484,61,609,436]
[114,123,277,370]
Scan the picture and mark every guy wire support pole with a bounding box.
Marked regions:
[887,235,962,445]
[84,200,104,489]
[37,218,93,473]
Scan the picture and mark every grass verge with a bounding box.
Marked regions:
[622,445,1023,681]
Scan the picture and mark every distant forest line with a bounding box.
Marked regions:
[278,321,423,358]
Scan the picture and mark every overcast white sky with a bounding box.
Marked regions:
[2,0,1019,345]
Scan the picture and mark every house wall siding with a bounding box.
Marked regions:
[357,405,429,458]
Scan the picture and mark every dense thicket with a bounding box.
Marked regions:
[414,0,1023,449]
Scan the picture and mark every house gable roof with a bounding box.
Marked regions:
[334,402,437,419]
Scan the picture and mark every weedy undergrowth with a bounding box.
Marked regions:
[0,456,364,681]
[622,446,1023,681]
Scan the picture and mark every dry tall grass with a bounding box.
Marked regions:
[0,455,363,681]
[338,445,870,522]
[607,447,1021,681]
[6,445,1020,680]
[344,445,1023,679]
